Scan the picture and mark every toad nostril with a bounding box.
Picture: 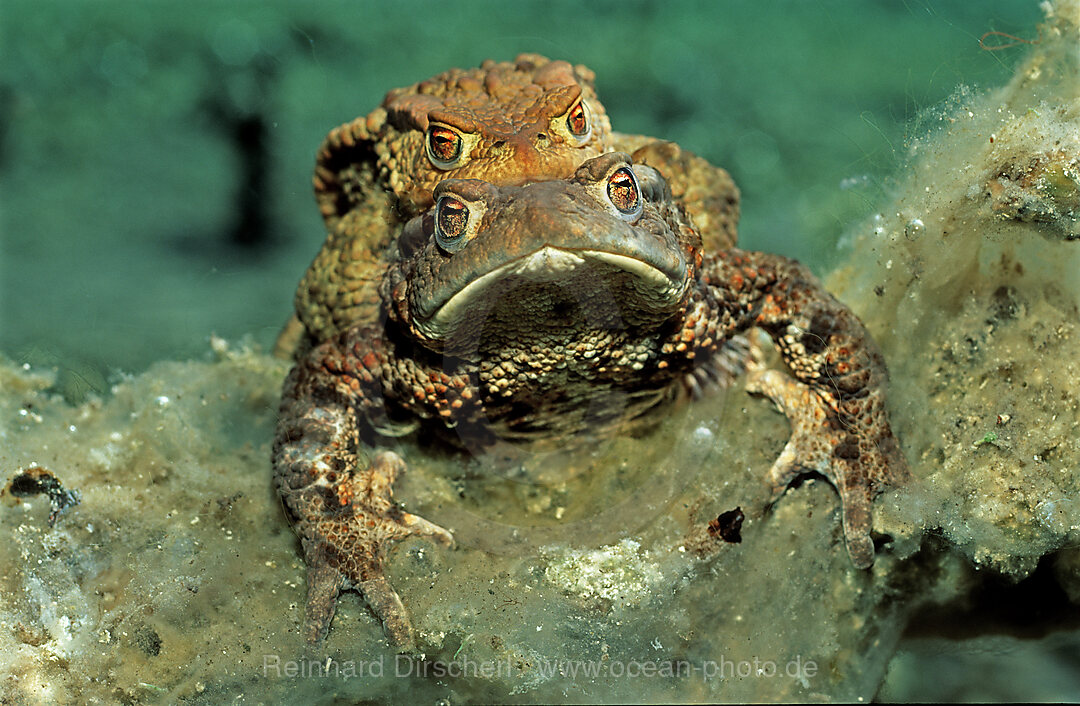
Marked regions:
[536,133,548,143]
[492,140,505,149]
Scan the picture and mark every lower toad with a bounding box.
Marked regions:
[273,153,907,649]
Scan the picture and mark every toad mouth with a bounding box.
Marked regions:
[416,246,688,340]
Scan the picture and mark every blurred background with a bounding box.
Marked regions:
[6,3,1076,699]
[0,0,1043,377]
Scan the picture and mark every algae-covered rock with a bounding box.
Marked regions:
[0,342,932,703]
[0,345,300,704]
[829,0,1080,581]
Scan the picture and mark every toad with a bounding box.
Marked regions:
[273,152,908,649]
[276,54,739,355]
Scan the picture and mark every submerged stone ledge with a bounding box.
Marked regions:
[0,342,926,702]
[829,0,1080,584]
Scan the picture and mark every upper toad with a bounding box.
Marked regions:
[279,55,739,353]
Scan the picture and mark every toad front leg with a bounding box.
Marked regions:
[272,335,453,650]
[701,249,909,568]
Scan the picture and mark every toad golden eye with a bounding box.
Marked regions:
[566,100,589,137]
[437,197,468,237]
[427,126,463,167]
[607,167,641,215]
[435,196,471,251]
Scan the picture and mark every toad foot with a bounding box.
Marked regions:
[746,366,895,569]
[293,451,453,650]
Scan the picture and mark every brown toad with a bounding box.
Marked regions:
[277,54,739,354]
[273,152,908,650]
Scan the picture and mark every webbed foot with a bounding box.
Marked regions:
[286,451,453,650]
[746,366,908,569]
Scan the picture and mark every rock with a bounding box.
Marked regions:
[829,0,1080,581]
[0,342,929,702]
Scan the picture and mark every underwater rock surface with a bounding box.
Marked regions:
[830,0,1080,582]
[0,341,931,703]
[2,1,1078,703]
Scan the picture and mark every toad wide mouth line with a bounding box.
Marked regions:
[416,246,688,337]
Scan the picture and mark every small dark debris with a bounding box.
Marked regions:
[874,285,885,297]
[707,507,744,544]
[133,625,163,657]
[15,621,49,647]
[1037,444,1059,462]
[989,285,1024,323]
[216,491,243,512]
[3,466,81,526]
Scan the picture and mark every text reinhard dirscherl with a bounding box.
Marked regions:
[261,654,819,683]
